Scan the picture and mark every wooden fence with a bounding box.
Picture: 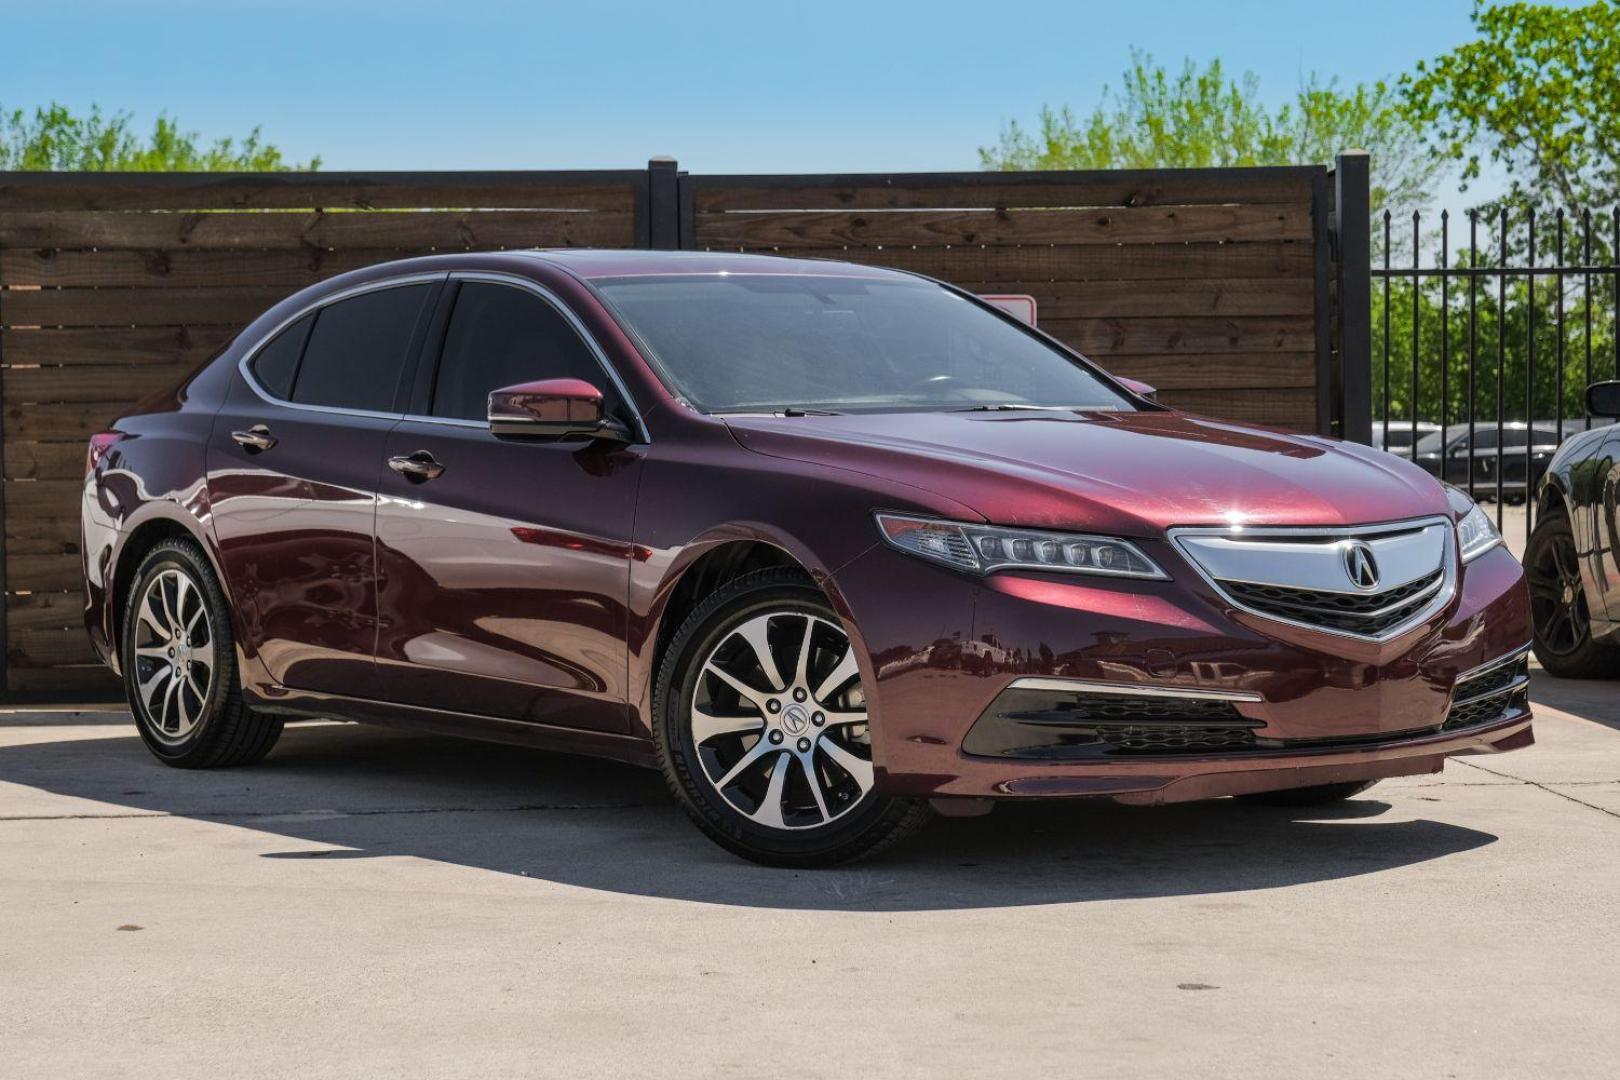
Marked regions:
[0,157,1367,700]
[682,167,1334,430]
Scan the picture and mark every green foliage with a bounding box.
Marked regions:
[0,103,318,171]
[1373,246,1618,427]
[980,50,1437,209]
[1402,1,1620,211]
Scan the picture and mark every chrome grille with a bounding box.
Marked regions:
[1222,570,1444,635]
[1170,517,1455,641]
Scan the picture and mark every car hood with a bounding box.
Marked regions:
[725,409,1451,536]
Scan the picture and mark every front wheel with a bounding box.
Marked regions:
[653,568,931,867]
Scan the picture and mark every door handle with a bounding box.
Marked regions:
[387,451,445,482]
[231,424,277,452]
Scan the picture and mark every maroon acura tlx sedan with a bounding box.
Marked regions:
[81,250,1534,865]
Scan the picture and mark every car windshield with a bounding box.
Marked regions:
[1414,429,1450,453]
[592,273,1133,414]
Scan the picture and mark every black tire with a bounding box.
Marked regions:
[1237,780,1379,807]
[1526,510,1620,678]
[120,537,282,768]
[653,567,932,867]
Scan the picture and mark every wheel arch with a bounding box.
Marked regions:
[636,525,872,740]
[107,508,236,670]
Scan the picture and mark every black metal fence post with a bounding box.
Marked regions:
[1334,151,1373,444]
[647,157,681,250]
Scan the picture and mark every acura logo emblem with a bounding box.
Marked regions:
[1344,541,1380,590]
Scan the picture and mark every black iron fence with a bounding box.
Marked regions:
[1372,205,1620,543]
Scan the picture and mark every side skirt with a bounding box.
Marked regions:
[247,686,659,769]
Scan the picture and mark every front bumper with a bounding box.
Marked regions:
[831,537,1533,803]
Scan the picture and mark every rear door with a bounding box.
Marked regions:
[370,275,644,731]
[208,277,440,696]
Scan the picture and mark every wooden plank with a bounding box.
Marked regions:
[1097,352,1317,391]
[1155,387,1317,429]
[0,209,635,251]
[977,278,1314,319]
[689,168,1320,212]
[5,590,85,632]
[771,243,1315,284]
[2,326,236,366]
[694,204,1311,248]
[8,624,95,665]
[6,520,80,557]
[2,247,408,288]
[1,278,1307,329]
[7,664,118,696]
[3,286,294,329]
[3,440,88,481]
[4,400,120,440]
[7,554,81,594]
[0,171,640,212]
[4,363,194,404]
[1040,315,1317,356]
[5,480,83,523]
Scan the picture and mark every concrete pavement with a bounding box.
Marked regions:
[1,670,1616,1079]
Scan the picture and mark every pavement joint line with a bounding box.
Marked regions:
[0,801,667,823]
[1454,759,1620,820]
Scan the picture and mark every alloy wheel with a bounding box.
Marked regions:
[690,610,874,830]
[1528,527,1588,657]
[130,567,216,743]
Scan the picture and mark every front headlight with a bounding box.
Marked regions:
[1456,501,1503,563]
[874,513,1168,579]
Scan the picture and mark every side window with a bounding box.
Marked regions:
[430,282,616,422]
[249,313,313,400]
[291,284,432,412]
[1501,428,1530,449]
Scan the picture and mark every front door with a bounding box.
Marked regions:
[371,277,643,732]
[208,279,438,696]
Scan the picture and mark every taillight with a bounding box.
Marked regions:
[86,431,123,475]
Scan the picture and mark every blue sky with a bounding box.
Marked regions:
[5,0,1499,174]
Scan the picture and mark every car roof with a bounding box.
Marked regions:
[515,248,915,281]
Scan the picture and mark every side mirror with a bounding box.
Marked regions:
[488,378,622,440]
[1588,380,1620,418]
[1115,376,1158,401]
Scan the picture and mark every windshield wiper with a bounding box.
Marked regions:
[780,406,842,417]
[947,403,1073,412]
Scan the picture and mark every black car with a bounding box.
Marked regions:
[1411,419,1613,499]
[1528,382,1620,676]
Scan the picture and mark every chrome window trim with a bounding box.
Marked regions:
[235,269,649,443]
[236,272,447,421]
[1005,677,1264,703]
[1167,516,1459,644]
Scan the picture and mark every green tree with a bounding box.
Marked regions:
[0,103,318,171]
[1402,1,1620,213]
[980,50,1438,210]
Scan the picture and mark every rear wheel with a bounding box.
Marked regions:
[654,568,931,867]
[1237,780,1379,807]
[1526,510,1620,678]
[121,538,282,767]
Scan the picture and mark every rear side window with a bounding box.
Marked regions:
[249,314,313,399]
[291,284,432,412]
[430,282,614,421]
